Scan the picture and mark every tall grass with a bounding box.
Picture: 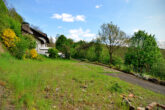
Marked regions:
[0,53,165,109]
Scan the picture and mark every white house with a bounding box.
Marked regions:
[21,22,50,56]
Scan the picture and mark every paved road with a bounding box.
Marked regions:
[106,72,165,95]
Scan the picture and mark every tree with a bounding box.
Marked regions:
[94,38,102,61]
[125,30,162,73]
[55,35,74,59]
[99,22,127,64]
[56,35,67,51]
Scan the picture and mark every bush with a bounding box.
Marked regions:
[30,49,38,59]
[1,28,19,48]
[150,60,165,80]
[121,65,133,73]
[48,48,58,58]
[10,38,29,59]
[23,34,36,49]
[112,56,123,66]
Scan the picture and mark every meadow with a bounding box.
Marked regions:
[0,53,165,110]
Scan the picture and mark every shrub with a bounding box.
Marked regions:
[112,56,123,66]
[1,28,19,48]
[121,65,133,73]
[48,48,58,58]
[23,34,36,49]
[150,60,165,80]
[10,38,29,59]
[30,49,38,59]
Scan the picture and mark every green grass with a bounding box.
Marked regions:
[0,53,165,110]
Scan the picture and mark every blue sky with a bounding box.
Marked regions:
[8,0,165,47]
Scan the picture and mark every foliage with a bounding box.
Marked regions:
[8,8,23,23]
[1,28,19,48]
[150,60,165,80]
[10,37,29,59]
[99,22,127,64]
[111,55,123,66]
[48,48,58,58]
[56,35,68,51]
[0,0,22,36]
[30,49,38,59]
[8,17,22,37]
[0,0,8,16]
[23,34,36,49]
[125,30,162,73]
[56,35,73,59]
[94,38,102,61]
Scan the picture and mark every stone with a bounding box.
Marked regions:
[137,107,145,110]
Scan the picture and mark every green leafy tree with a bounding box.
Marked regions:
[55,35,73,59]
[125,30,162,73]
[99,22,127,64]
[94,38,102,61]
[56,35,67,51]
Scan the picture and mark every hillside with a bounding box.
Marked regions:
[0,53,165,110]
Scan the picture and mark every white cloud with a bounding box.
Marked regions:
[75,15,85,22]
[95,5,103,9]
[68,28,96,41]
[51,13,85,22]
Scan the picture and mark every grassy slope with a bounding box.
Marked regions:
[0,53,165,110]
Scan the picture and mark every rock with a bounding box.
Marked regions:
[157,103,165,109]
[160,81,165,86]
[146,102,157,110]
[137,107,145,110]
[148,78,158,83]
[52,105,56,109]
[128,93,134,98]
[122,97,135,110]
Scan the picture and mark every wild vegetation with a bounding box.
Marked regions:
[0,0,165,109]
[53,30,165,80]
[0,53,165,109]
[0,0,38,60]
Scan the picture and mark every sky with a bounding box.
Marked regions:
[7,0,165,48]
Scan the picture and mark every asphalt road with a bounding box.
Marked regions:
[106,72,165,95]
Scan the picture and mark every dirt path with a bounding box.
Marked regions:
[105,72,165,95]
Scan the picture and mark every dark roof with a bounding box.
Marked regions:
[21,22,49,43]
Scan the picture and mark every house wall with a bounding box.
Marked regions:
[35,38,49,55]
